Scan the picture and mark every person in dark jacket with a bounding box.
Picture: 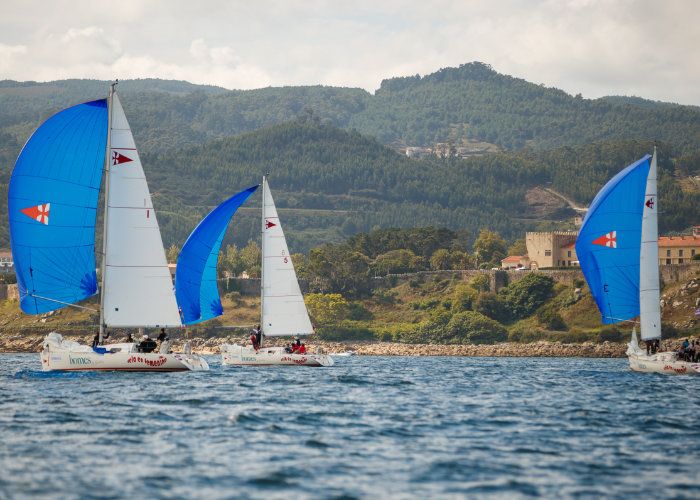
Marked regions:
[157,328,168,343]
[139,335,157,353]
[254,325,262,348]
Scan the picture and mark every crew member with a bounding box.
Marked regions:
[139,334,157,353]
[255,325,262,348]
[157,328,168,343]
[250,325,261,351]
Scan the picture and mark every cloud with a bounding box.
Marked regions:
[0,0,698,105]
[0,26,271,89]
[0,43,27,74]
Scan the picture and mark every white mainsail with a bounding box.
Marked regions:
[102,93,181,328]
[260,177,314,336]
[639,147,661,340]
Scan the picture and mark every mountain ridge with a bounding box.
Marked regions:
[1,61,699,160]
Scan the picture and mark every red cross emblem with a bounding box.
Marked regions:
[645,197,654,209]
[112,150,133,165]
[592,230,617,248]
[20,203,50,225]
[265,219,277,229]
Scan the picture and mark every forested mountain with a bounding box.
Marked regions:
[1,63,698,253]
[0,118,696,253]
[1,62,699,165]
[351,63,700,150]
[140,122,696,252]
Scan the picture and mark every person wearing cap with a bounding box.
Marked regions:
[139,334,157,353]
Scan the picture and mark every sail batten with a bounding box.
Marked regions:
[261,178,314,337]
[8,99,108,314]
[175,186,258,325]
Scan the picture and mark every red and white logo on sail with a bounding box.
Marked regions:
[645,197,655,209]
[265,219,277,229]
[21,203,50,225]
[112,150,133,165]
[592,231,617,248]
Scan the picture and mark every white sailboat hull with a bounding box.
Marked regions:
[628,352,700,375]
[220,344,334,367]
[40,333,209,372]
[627,334,699,375]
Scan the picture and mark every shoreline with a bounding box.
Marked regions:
[0,334,634,357]
[3,333,695,358]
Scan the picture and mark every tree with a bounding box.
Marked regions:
[291,253,308,278]
[305,293,349,326]
[166,244,180,263]
[475,292,510,322]
[241,240,261,278]
[447,311,507,344]
[537,306,567,331]
[507,238,527,256]
[430,249,451,270]
[469,274,491,293]
[500,273,554,319]
[373,249,424,275]
[307,244,372,297]
[220,244,245,278]
[452,283,477,313]
[473,229,507,266]
[449,250,473,269]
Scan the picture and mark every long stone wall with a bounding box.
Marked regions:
[660,263,700,284]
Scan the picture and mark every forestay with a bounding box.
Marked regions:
[8,100,108,314]
[102,94,181,327]
[639,150,661,340]
[575,155,651,324]
[261,178,314,336]
[175,186,258,324]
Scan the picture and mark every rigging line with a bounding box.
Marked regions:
[27,293,98,312]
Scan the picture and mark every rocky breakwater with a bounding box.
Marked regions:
[1,334,697,358]
[334,341,628,358]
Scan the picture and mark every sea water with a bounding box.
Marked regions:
[1,354,698,499]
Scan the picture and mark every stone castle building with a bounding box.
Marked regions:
[525,231,579,269]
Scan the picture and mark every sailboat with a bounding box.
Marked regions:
[220,176,333,367]
[8,83,208,372]
[576,147,699,375]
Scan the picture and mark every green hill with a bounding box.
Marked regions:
[1,63,699,253]
[1,61,699,165]
[351,62,700,150]
[142,122,697,252]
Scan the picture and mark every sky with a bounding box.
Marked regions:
[1,0,698,105]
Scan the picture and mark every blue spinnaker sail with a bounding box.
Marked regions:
[575,155,651,324]
[175,186,258,324]
[8,100,108,314]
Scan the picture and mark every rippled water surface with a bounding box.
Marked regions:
[1,354,699,499]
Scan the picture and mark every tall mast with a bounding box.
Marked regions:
[98,82,116,343]
[259,174,266,345]
[639,146,661,340]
